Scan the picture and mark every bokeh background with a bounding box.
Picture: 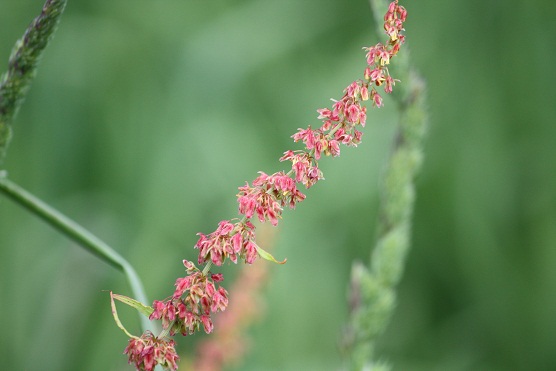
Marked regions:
[1,0,556,370]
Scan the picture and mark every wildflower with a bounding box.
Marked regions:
[384,75,397,94]
[124,332,179,371]
[148,261,229,337]
[116,2,408,369]
[371,90,384,108]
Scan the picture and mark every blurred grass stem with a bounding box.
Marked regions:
[0,173,154,333]
[344,1,428,369]
[0,0,67,164]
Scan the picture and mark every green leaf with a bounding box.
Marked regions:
[112,293,154,318]
[255,244,287,264]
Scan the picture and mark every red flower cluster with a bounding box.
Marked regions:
[195,220,258,265]
[124,332,179,371]
[192,1,407,271]
[117,2,408,370]
[364,0,407,101]
[238,171,306,226]
[149,260,228,336]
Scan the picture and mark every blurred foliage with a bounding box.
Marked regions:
[1,0,555,370]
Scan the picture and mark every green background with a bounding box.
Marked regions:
[1,0,555,370]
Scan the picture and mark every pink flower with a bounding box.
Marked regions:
[195,220,259,265]
[345,81,360,99]
[317,108,333,119]
[332,99,345,119]
[173,276,192,298]
[360,85,369,101]
[279,150,295,162]
[384,75,397,94]
[237,171,306,226]
[365,45,380,65]
[327,140,340,157]
[120,4,408,367]
[124,332,179,371]
[346,103,361,124]
[371,90,383,108]
[149,261,230,338]
[244,240,258,264]
[364,66,372,80]
[292,127,316,150]
[369,68,385,85]
[359,106,367,127]
[150,300,166,320]
[201,314,214,334]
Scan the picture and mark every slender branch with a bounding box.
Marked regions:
[0,0,67,163]
[0,172,154,333]
[343,1,428,369]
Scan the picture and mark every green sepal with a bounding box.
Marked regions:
[255,244,287,264]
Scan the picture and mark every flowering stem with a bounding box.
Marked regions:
[0,172,155,333]
[343,1,428,369]
[0,0,67,164]
[202,261,213,276]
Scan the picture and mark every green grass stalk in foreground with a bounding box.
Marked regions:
[0,172,154,333]
[0,0,154,334]
[342,1,428,369]
[0,0,67,163]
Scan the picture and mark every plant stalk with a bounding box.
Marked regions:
[343,1,428,369]
[0,0,67,163]
[0,172,154,333]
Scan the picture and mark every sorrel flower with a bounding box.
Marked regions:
[112,2,407,370]
[193,224,277,371]
[149,260,229,336]
[194,220,258,265]
[124,332,179,371]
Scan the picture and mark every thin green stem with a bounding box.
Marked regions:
[0,173,154,333]
[0,0,67,163]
